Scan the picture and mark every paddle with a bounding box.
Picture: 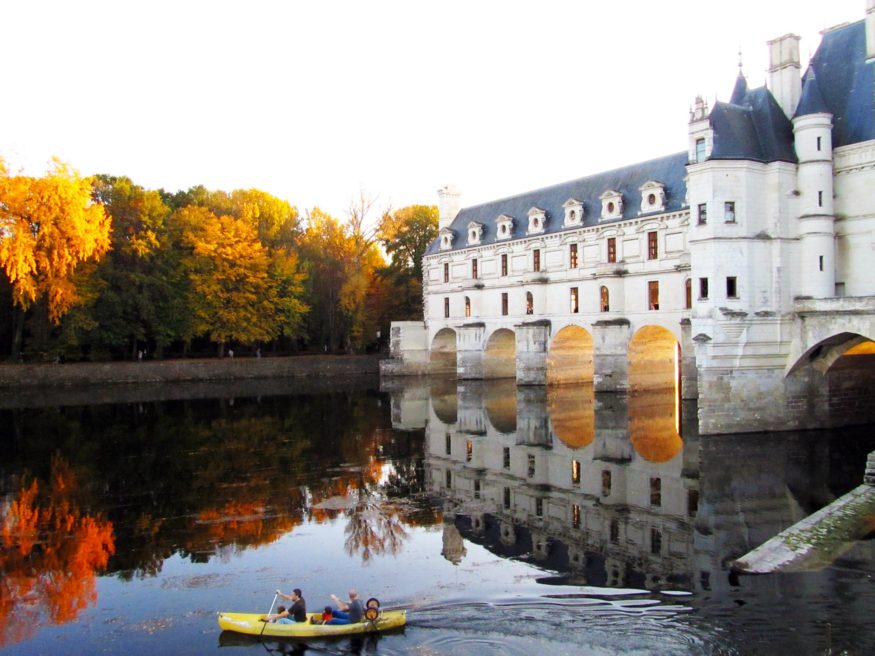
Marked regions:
[258,591,279,641]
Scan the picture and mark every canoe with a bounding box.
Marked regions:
[217,610,407,638]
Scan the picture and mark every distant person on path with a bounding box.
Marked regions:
[326,590,363,624]
[275,588,307,622]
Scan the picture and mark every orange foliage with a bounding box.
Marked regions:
[189,501,300,552]
[0,458,115,646]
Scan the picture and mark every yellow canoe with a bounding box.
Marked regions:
[217,610,407,638]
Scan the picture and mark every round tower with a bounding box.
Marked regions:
[793,69,835,298]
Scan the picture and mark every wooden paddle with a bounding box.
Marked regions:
[258,592,279,641]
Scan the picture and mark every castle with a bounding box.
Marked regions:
[383,3,875,436]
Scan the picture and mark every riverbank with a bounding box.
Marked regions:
[0,354,382,389]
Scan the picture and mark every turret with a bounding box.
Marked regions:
[437,185,461,231]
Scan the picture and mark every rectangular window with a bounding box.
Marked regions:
[816,136,822,151]
[570,287,579,314]
[688,489,700,517]
[503,487,511,509]
[601,470,612,497]
[501,292,508,316]
[445,470,452,488]
[819,255,824,272]
[444,297,450,318]
[533,249,541,272]
[571,460,581,486]
[695,138,706,163]
[699,277,709,300]
[650,477,662,507]
[647,231,658,259]
[501,253,508,276]
[610,519,619,544]
[571,504,581,529]
[724,201,735,223]
[685,279,692,309]
[726,276,738,298]
[607,237,616,263]
[466,440,473,462]
[443,262,449,283]
[535,498,543,517]
[527,454,535,478]
[445,433,451,455]
[697,203,707,224]
[569,243,578,268]
[503,447,510,469]
[818,190,823,207]
[474,480,481,499]
[526,292,533,315]
[472,258,478,279]
[465,297,471,317]
[648,280,659,310]
[650,528,662,555]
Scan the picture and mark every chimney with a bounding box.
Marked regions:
[437,184,461,230]
[767,33,802,118]
[868,0,875,62]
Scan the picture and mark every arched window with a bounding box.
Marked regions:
[684,279,692,309]
[526,291,534,315]
[465,296,471,317]
[600,286,610,312]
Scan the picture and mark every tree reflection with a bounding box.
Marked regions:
[0,455,115,647]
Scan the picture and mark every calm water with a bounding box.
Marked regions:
[1,376,874,655]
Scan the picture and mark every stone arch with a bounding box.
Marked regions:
[628,325,680,392]
[547,385,594,449]
[485,379,517,433]
[628,388,683,463]
[787,331,874,375]
[546,325,594,386]
[430,377,458,425]
[430,328,457,374]
[484,328,516,379]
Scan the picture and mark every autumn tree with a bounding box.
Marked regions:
[0,159,111,358]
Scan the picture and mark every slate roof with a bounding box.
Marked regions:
[799,19,874,146]
[795,68,830,116]
[425,152,689,255]
[709,86,797,163]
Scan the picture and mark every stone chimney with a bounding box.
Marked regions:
[437,184,461,230]
[868,0,875,62]
[767,33,802,119]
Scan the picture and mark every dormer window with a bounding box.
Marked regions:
[527,207,546,235]
[467,221,483,245]
[638,181,666,214]
[599,190,623,221]
[563,199,583,227]
[496,214,514,240]
[439,227,455,251]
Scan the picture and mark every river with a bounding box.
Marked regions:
[1,377,873,655]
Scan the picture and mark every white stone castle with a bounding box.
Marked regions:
[383,3,875,436]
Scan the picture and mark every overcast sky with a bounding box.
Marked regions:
[0,0,865,221]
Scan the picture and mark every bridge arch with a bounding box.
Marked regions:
[628,324,680,392]
[484,328,516,379]
[547,385,595,449]
[430,328,457,374]
[546,325,594,386]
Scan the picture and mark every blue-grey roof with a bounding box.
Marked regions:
[426,152,688,255]
[730,71,749,105]
[802,19,874,146]
[795,68,830,117]
[709,86,797,163]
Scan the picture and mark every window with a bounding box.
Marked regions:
[688,489,699,517]
[535,498,543,517]
[648,280,659,310]
[724,201,735,222]
[607,237,616,263]
[501,253,508,276]
[474,480,481,499]
[647,231,658,259]
[445,433,451,455]
[443,262,449,283]
[601,470,612,497]
[572,504,581,529]
[472,258,478,279]
[650,528,662,555]
[466,440,473,462]
[570,287,579,314]
[569,243,578,268]
[444,297,450,318]
[818,190,823,207]
[695,138,706,163]
[465,296,471,317]
[816,136,822,151]
[501,292,508,316]
[571,459,581,485]
[503,487,511,509]
[697,203,707,225]
[726,276,737,298]
[650,477,662,507]
[699,277,709,300]
[526,291,534,315]
[527,454,536,478]
[610,519,619,544]
[445,470,452,488]
[503,447,510,469]
[685,279,692,309]
[533,249,541,272]
[600,286,610,312]
[819,255,824,272]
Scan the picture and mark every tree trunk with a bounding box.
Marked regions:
[10,307,25,362]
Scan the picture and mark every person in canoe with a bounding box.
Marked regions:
[326,589,364,625]
[270,588,307,623]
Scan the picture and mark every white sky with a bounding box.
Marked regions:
[0,0,865,221]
